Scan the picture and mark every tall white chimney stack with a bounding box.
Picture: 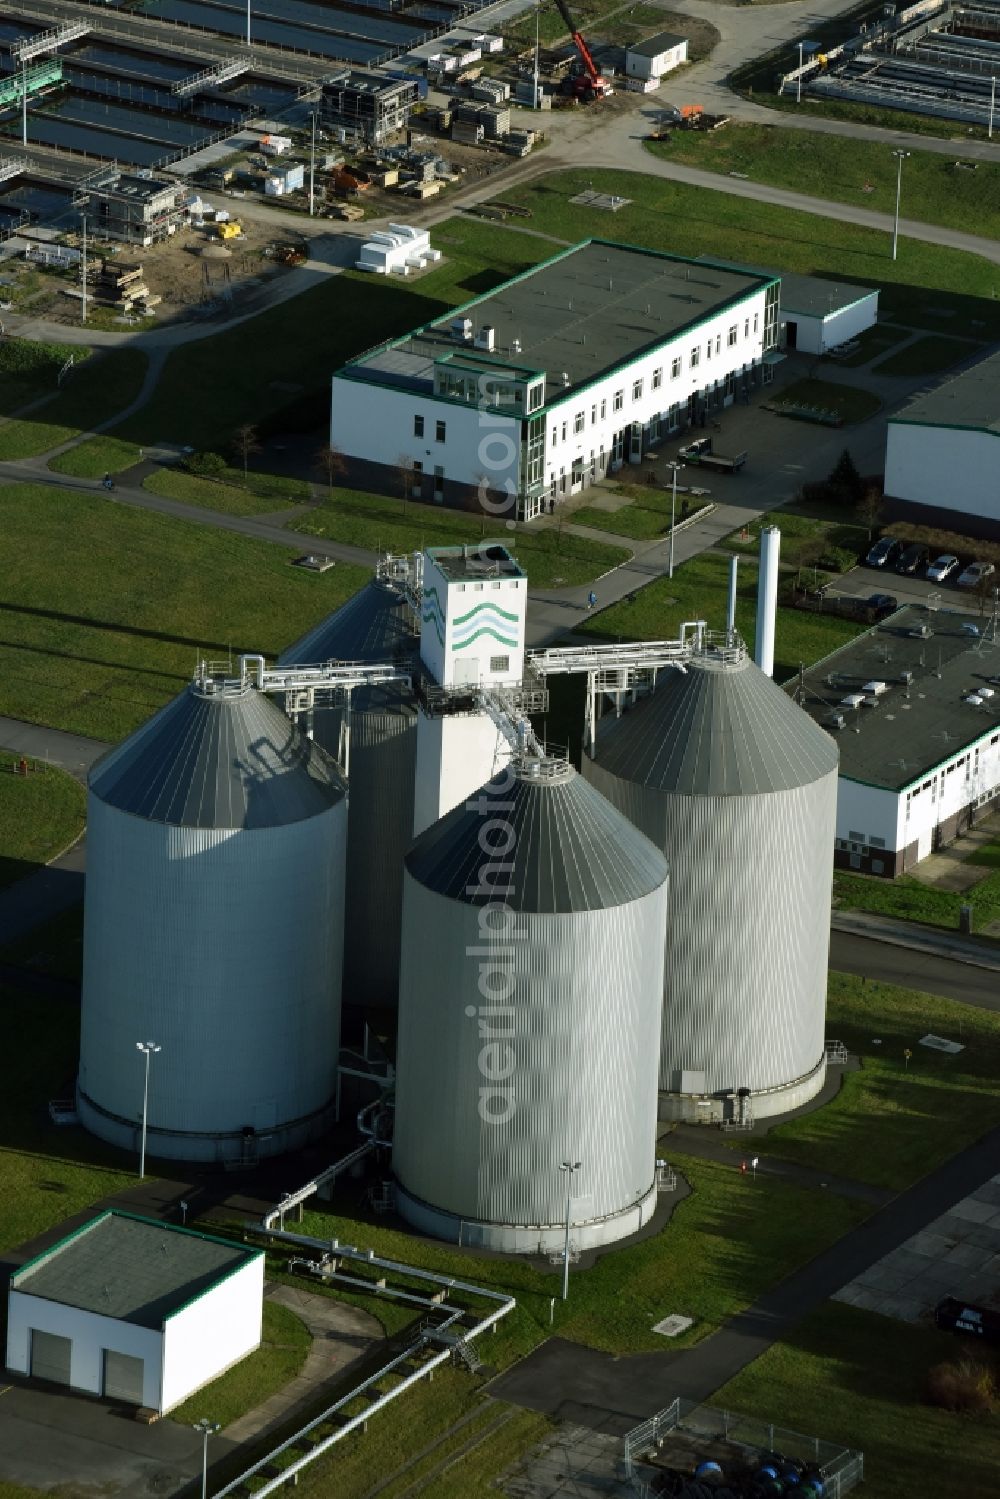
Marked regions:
[755,526,780,677]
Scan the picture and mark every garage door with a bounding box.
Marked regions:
[30,1329,72,1386]
[102,1349,144,1405]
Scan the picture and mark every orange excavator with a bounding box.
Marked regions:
[554,0,611,101]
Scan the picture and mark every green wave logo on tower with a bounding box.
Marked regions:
[450,600,519,652]
[421,586,446,646]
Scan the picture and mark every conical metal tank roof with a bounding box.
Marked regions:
[89,678,344,830]
[594,648,838,796]
[405,760,668,912]
[278,577,416,666]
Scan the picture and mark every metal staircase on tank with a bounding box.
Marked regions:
[453,1337,483,1374]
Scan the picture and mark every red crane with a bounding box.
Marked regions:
[553,0,611,101]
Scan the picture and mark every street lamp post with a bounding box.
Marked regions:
[666,461,684,580]
[136,1040,161,1181]
[797,41,804,104]
[558,1160,582,1301]
[990,75,996,141]
[891,149,910,263]
[308,108,317,217]
[193,1418,221,1499]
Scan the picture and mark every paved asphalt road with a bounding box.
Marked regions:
[487,1121,1000,1429]
[829,930,1000,1011]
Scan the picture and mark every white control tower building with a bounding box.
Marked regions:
[413,543,530,834]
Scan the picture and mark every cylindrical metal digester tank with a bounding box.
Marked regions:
[279,578,417,1010]
[78,675,347,1163]
[584,639,839,1121]
[392,760,669,1253]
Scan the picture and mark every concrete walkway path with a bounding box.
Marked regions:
[832,909,1000,972]
[224,1284,383,1446]
[486,1121,1000,1430]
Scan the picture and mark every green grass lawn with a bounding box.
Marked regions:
[578,552,865,681]
[144,467,308,518]
[715,1302,1000,1499]
[571,482,698,541]
[0,484,370,742]
[49,435,144,479]
[770,378,881,425]
[492,171,1000,336]
[169,1300,311,1429]
[0,763,85,888]
[0,988,137,1254]
[728,507,867,571]
[293,489,629,587]
[0,338,89,416]
[648,123,1000,244]
[871,334,977,377]
[968,838,1000,868]
[113,222,546,455]
[294,1157,868,1367]
[0,348,148,460]
[759,974,1000,1188]
[834,867,1000,933]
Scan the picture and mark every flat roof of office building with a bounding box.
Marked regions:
[343,240,776,398]
[793,603,1000,792]
[889,347,1000,435]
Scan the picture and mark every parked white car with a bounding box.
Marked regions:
[926,553,960,583]
[957,561,996,590]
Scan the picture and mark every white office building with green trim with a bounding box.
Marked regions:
[330,239,780,521]
[885,348,1000,536]
[6,1211,264,1413]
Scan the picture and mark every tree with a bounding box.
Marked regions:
[185,450,227,479]
[394,453,415,513]
[857,482,884,541]
[232,423,261,484]
[827,448,865,507]
[314,442,346,495]
[974,567,998,619]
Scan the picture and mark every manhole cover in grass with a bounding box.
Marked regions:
[652,1315,693,1338]
[920,1033,965,1054]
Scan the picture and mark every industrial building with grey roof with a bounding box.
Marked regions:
[331,238,781,519]
[794,603,1000,875]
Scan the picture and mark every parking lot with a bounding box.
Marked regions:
[832,554,998,618]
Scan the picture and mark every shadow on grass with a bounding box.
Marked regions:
[0,600,235,655]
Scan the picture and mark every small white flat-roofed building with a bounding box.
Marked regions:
[356,223,437,275]
[884,348,1000,536]
[625,31,689,81]
[6,1211,264,1413]
[779,273,879,355]
[331,239,780,519]
[792,603,1000,875]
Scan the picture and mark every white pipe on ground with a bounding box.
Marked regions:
[755,527,780,677]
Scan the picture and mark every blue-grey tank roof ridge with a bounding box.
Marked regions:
[90,681,344,830]
[405,762,668,912]
[594,652,838,796]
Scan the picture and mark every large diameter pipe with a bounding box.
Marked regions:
[726,555,738,637]
[754,526,780,677]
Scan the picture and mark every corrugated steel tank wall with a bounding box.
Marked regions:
[583,649,838,1115]
[77,683,347,1162]
[585,767,836,1097]
[391,763,669,1251]
[279,581,416,1009]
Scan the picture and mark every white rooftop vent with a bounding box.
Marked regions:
[474,324,495,352]
[966,694,984,706]
[826,713,847,730]
[840,693,866,709]
[511,337,522,354]
[909,625,933,639]
[862,681,889,695]
[451,317,473,342]
[979,686,995,698]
